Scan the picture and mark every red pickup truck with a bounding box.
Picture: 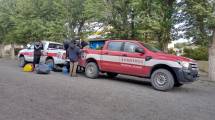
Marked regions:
[79,40,199,91]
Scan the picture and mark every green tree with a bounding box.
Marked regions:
[0,0,67,58]
[177,0,212,46]
[84,0,134,39]
[132,0,176,52]
[0,0,17,58]
[64,0,90,38]
[84,0,178,52]
[0,0,66,43]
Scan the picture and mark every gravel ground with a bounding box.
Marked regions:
[0,59,215,120]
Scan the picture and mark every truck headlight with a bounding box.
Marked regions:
[178,61,190,68]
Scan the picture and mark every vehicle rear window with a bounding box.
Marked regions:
[108,42,123,51]
[48,43,63,49]
[141,43,160,52]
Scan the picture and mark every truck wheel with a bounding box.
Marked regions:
[77,66,85,73]
[85,62,99,79]
[19,56,26,67]
[45,59,56,71]
[151,69,175,91]
[106,72,118,78]
[174,82,183,87]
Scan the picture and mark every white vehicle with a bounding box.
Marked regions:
[18,41,67,69]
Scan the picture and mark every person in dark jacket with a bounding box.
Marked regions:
[63,40,70,70]
[77,40,88,72]
[80,41,88,49]
[33,41,43,68]
[63,39,71,58]
[68,40,81,77]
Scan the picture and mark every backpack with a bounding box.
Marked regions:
[23,64,34,72]
[62,66,68,74]
[35,64,51,74]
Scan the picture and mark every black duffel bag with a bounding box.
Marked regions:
[35,64,51,74]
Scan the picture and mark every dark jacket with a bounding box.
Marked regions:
[68,42,81,62]
[34,42,43,56]
[63,40,70,50]
[63,40,70,58]
[80,41,88,49]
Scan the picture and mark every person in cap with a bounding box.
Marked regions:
[33,41,43,68]
[63,39,70,58]
[68,40,81,77]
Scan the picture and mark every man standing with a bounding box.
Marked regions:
[33,41,43,68]
[68,40,81,77]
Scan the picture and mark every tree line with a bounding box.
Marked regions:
[0,0,215,80]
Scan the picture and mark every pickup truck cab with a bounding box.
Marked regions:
[80,40,199,91]
[18,41,66,69]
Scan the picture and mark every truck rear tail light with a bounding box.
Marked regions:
[84,50,88,54]
[62,53,66,59]
[42,51,48,56]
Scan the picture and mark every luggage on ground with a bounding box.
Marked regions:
[23,64,34,72]
[35,64,51,74]
[62,66,68,74]
[47,63,54,71]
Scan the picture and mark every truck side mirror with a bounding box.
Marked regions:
[135,48,144,54]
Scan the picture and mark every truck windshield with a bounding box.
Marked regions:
[141,43,160,52]
[48,43,63,49]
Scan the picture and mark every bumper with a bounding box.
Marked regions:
[54,58,67,65]
[174,68,199,83]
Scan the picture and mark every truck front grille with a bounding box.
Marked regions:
[189,63,198,70]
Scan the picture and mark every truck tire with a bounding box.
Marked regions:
[106,72,118,78]
[85,62,99,79]
[151,69,175,91]
[19,56,26,67]
[174,82,183,87]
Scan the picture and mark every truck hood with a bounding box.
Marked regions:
[153,52,194,62]
[18,49,27,54]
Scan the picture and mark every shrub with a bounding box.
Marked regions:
[183,47,208,61]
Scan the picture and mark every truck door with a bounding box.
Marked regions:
[100,41,124,73]
[40,42,47,63]
[120,42,147,76]
[43,43,61,63]
[24,44,34,62]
